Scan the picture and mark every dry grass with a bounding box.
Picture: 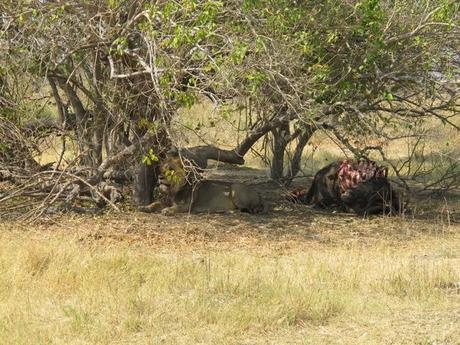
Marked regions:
[0,211,459,345]
[5,100,460,344]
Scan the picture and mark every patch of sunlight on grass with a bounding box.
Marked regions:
[375,259,459,300]
[0,230,459,344]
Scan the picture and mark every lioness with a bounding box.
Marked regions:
[139,156,267,215]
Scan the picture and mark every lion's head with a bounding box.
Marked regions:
[157,157,188,195]
[158,154,205,191]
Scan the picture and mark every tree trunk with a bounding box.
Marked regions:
[270,121,290,180]
[47,77,66,127]
[132,160,158,206]
[131,128,170,207]
[91,118,104,166]
[234,111,296,157]
[287,125,316,179]
[55,76,105,167]
[58,80,99,167]
[177,145,245,169]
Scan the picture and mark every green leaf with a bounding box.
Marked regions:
[142,148,159,166]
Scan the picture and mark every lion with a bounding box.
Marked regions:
[138,156,267,215]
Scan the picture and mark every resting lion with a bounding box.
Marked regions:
[139,156,267,215]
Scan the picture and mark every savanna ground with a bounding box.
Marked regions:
[2,103,460,345]
[1,169,460,345]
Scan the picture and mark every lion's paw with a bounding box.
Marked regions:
[161,207,176,216]
[137,202,162,213]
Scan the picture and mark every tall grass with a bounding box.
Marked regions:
[0,229,459,345]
